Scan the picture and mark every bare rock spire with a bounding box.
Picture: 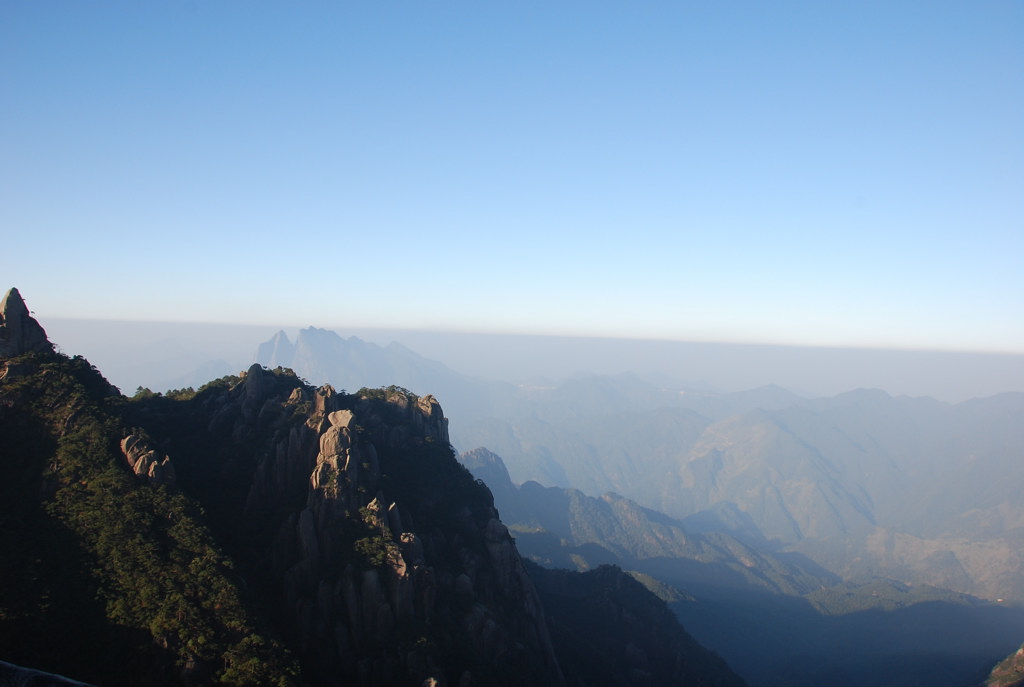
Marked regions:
[0,288,54,357]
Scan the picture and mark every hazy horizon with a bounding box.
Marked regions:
[43,315,1024,404]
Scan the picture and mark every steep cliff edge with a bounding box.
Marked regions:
[0,290,563,685]
[2,353,561,686]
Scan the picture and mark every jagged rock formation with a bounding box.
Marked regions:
[2,341,568,685]
[129,364,565,686]
[2,290,748,686]
[120,431,177,486]
[0,287,53,358]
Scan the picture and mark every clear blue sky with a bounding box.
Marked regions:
[3,2,1022,352]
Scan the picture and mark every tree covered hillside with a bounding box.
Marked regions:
[0,352,297,685]
[0,288,745,687]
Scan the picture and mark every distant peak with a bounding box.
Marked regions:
[254,328,295,367]
[461,446,506,467]
[0,287,53,357]
[0,287,26,319]
[459,447,515,491]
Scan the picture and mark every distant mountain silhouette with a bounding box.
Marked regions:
[459,447,834,598]
[254,326,519,427]
[459,382,1024,602]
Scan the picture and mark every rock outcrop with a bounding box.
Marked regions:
[0,288,53,358]
[0,292,744,687]
[152,366,565,686]
[120,431,177,487]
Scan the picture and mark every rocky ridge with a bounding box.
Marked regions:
[459,447,834,599]
[126,365,566,686]
[1,288,747,686]
[459,447,1024,687]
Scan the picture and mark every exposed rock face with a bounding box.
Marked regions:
[120,431,177,487]
[0,288,53,358]
[0,298,749,687]
[163,368,564,686]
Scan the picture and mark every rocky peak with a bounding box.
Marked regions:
[174,372,564,685]
[458,448,520,520]
[460,448,514,490]
[255,330,294,367]
[0,288,53,358]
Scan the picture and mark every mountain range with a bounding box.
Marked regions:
[0,288,744,687]
[8,292,1024,686]
[249,325,1024,603]
[254,327,520,428]
[458,447,1024,687]
[244,320,1024,686]
[452,378,1024,603]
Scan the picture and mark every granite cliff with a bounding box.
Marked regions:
[139,365,565,686]
[0,288,52,359]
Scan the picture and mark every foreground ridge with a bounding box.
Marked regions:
[0,288,745,686]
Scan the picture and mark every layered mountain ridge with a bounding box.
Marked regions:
[460,447,1024,687]
[0,288,743,687]
[245,320,1024,685]
[453,378,1024,602]
[459,447,834,600]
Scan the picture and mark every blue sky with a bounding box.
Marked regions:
[3,2,1022,352]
